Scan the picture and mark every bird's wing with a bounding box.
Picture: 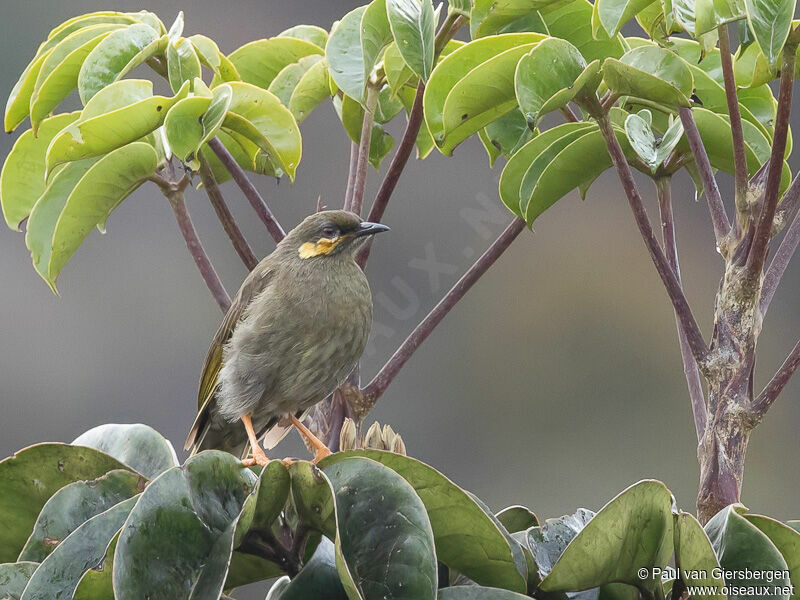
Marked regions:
[184,264,274,451]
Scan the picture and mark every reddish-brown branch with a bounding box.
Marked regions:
[363,218,525,404]
[347,85,378,216]
[718,25,749,214]
[595,112,709,364]
[752,339,800,419]
[198,158,259,271]
[344,142,359,209]
[656,178,707,440]
[208,137,285,244]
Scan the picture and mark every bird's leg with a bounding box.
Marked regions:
[241,414,269,467]
[290,415,332,464]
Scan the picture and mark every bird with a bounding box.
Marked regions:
[184,210,389,465]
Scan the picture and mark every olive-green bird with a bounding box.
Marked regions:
[184,210,388,465]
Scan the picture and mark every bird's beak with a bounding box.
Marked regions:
[354,221,390,237]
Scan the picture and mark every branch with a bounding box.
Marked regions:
[198,158,259,271]
[746,39,798,280]
[718,25,749,216]
[678,107,732,248]
[208,137,285,244]
[347,85,379,215]
[594,110,709,364]
[656,177,707,440]
[760,176,800,315]
[751,338,800,420]
[160,178,231,313]
[363,217,525,404]
[344,141,359,209]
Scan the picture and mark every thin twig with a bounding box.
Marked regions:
[678,107,731,249]
[208,137,285,244]
[560,105,580,123]
[163,180,231,312]
[348,85,379,216]
[760,177,800,315]
[746,40,798,280]
[344,142,359,209]
[434,12,463,56]
[363,217,525,403]
[718,25,749,216]
[198,158,259,271]
[656,178,707,440]
[595,111,709,364]
[752,338,800,419]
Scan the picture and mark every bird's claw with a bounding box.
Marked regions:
[243,450,270,467]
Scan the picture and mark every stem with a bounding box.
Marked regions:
[752,339,800,419]
[718,25,749,216]
[363,217,525,403]
[347,85,378,216]
[344,141,359,208]
[560,105,580,123]
[656,178,707,441]
[198,158,259,271]
[163,181,231,313]
[760,181,800,315]
[594,111,709,364]
[208,137,285,244]
[434,12,463,56]
[678,107,731,249]
[746,40,797,280]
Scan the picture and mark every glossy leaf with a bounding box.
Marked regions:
[114,451,258,600]
[326,6,369,102]
[18,469,143,561]
[268,55,324,106]
[244,460,291,533]
[0,113,79,230]
[289,59,333,122]
[320,456,438,600]
[20,497,137,600]
[387,0,436,81]
[440,587,532,600]
[72,534,118,600]
[0,562,39,600]
[279,24,329,49]
[330,450,528,593]
[604,46,694,108]
[165,85,232,166]
[72,423,179,480]
[541,0,628,64]
[167,37,202,93]
[624,110,684,172]
[189,35,240,82]
[744,0,795,66]
[478,109,535,166]
[0,443,129,562]
[515,38,597,127]
[362,0,394,89]
[337,94,395,169]
[270,537,348,599]
[496,506,539,533]
[229,37,323,90]
[470,0,573,38]
[46,79,189,169]
[5,52,51,132]
[78,23,163,103]
[744,514,800,599]
[540,480,674,595]
[673,510,725,599]
[695,0,746,34]
[706,505,791,600]
[593,0,657,36]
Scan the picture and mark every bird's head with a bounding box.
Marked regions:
[285,210,390,260]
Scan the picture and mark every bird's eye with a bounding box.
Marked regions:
[322,226,338,238]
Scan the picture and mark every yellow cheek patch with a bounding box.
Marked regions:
[298,237,343,259]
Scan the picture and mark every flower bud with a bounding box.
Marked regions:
[339,418,358,451]
[363,421,385,449]
[390,434,407,456]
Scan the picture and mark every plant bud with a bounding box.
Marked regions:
[339,418,358,451]
[363,421,385,449]
[381,424,396,448]
[390,434,407,455]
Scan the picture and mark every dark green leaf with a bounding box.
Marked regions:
[673,510,725,599]
[496,506,539,533]
[272,537,348,599]
[744,514,800,600]
[439,586,532,600]
[526,508,594,581]
[0,562,39,600]
[72,534,118,600]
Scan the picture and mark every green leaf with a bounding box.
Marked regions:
[673,510,725,599]
[744,0,795,67]
[165,85,233,166]
[397,85,436,158]
[695,0,747,35]
[222,82,303,180]
[541,0,628,64]
[362,0,395,89]
[326,6,369,102]
[18,469,143,561]
[387,0,436,81]
[244,460,291,533]
[268,55,324,106]
[114,451,258,600]
[20,496,137,600]
[279,24,329,49]
[478,109,535,166]
[1,113,79,230]
[705,505,791,600]
[496,506,539,533]
[525,508,594,582]
[5,52,51,133]
[78,23,164,104]
[189,35,240,83]
[328,450,528,593]
[72,534,117,600]
[540,480,674,595]
[167,37,202,94]
[289,59,333,122]
[337,94,395,169]
[321,456,438,600]
[743,514,800,600]
[603,45,694,108]
[439,587,532,600]
[470,0,574,38]
[593,0,657,36]
[624,110,684,172]
[167,11,184,41]
[0,562,39,600]
[72,423,179,480]
[0,443,129,563]
[229,37,323,90]
[270,537,348,599]
[28,24,122,132]
[46,79,189,169]
[31,143,158,289]
[515,38,598,127]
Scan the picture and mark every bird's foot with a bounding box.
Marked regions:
[311,446,332,465]
[243,447,270,467]
[281,457,295,467]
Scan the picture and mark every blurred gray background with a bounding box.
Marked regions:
[1,2,798,594]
